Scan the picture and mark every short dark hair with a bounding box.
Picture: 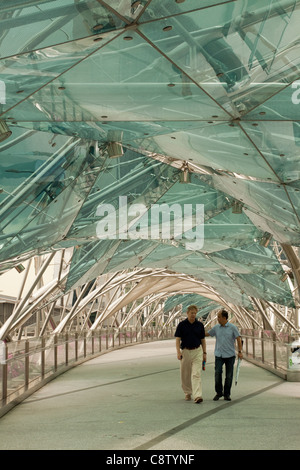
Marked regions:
[187,305,198,312]
[220,309,228,319]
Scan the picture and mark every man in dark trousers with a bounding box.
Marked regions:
[206,309,243,401]
[175,305,207,403]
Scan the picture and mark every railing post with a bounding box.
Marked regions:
[25,340,29,391]
[41,337,45,380]
[54,335,58,372]
[75,333,78,361]
[65,333,68,366]
[1,343,8,406]
[84,332,87,358]
[273,332,277,369]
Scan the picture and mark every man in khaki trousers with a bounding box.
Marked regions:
[175,305,207,403]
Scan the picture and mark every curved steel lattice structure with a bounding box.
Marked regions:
[0,0,299,344]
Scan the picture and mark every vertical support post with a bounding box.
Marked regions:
[41,337,45,380]
[92,331,94,355]
[25,340,29,391]
[75,333,78,361]
[83,332,86,358]
[54,335,58,371]
[261,332,265,363]
[273,331,277,369]
[1,343,8,406]
[65,333,68,366]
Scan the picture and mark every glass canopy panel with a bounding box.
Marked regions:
[100,0,149,22]
[0,0,124,57]
[0,30,120,120]
[243,209,300,246]
[235,273,295,307]
[0,0,296,311]
[209,243,285,275]
[11,120,208,145]
[0,132,81,234]
[140,0,234,21]
[3,31,230,124]
[164,256,219,275]
[163,293,220,317]
[102,239,159,275]
[201,207,263,253]
[209,174,300,235]
[245,81,300,120]
[240,121,300,184]
[65,239,122,291]
[190,270,252,307]
[0,128,69,204]
[148,174,233,219]
[286,185,300,225]
[140,0,300,116]
[67,148,180,242]
[131,123,279,180]
[0,139,103,263]
[139,244,217,271]
[103,174,232,252]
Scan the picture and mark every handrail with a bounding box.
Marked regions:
[0,326,176,417]
[241,329,300,382]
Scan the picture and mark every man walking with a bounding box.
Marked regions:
[175,305,207,403]
[206,309,243,401]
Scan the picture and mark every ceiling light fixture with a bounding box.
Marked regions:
[259,232,272,247]
[0,120,12,142]
[280,272,288,282]
[180,162,191,183]
[232,201,243,214]
[15,264,25,273]
[93,24,104,33]
[107,142,123,158]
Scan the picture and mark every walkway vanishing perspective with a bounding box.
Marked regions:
[0,339,298,451]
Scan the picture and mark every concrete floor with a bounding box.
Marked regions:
[0,338,299,451]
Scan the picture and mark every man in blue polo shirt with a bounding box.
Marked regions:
[175,305,207,403]
[206,309,243,401]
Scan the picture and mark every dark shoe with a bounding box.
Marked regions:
[224,396,231,401]
[213,394,222,401]
[194,397,203,403]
